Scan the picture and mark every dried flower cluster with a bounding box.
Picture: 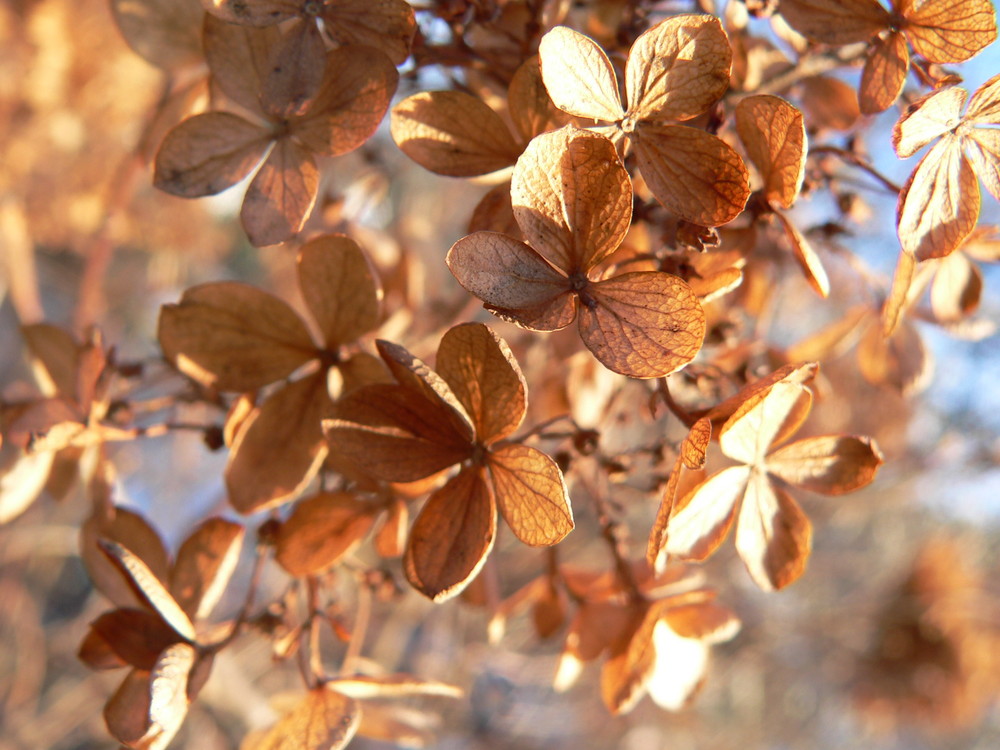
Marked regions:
[1,0,999,748]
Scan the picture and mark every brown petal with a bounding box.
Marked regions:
[447,232,575,330]
[632,124,750,226]
[882,250,919,337]
[626,14,732,122]
[81,505,172,611]
[158,281,316,391]
[201,0,298,26]
[965,127,1000,202]
[662,598,741,644]
[259,18,327,118]
[646,455,684,572]
[897,135,979,260]
[88,609,184,670]
[404,467,497,602]
[664,466,750,561]
[931,251,983,321]
[578,271,706,378]
[512,127,632,273]
[321,0,416,65]
[719,381,813,465]
[965,72,1000,122]
[774,210,830,297]
[244,688,361,750]
[169,518,245,620]
[486,443,573,546]
[799,76,860,131]
[291,46,398,156]
[702,362,818,428]
[778,0,889,45]
[735,473,812,591]
[682,418,712,470]
[601,603,656,715]
[98,540,197,642]
[240,138,319,246]
[859,31,909,114]
[508,56,568,142]
[735,95,805,209]
[154,113,269,198]
[203,15,279,115]
[901,0,997,63]
[21,323,79,398]
[892,86,968,158]
[390,91,521,177]
[226,372,333,514]
[554,601,635,691]
[105,644,200,750]
[375,339,475,441]
[324,384,472,482]
[767,435,883,494]
[326,674,462,699]
[537,26,625,122]
[298,234,382,349]
[111,0,205,71]
[373,498,408,559]
[436,323,527,444]
[274,492,377,577]
[857,319,933,394]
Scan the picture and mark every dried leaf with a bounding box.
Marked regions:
[203,16,279,115]
[112,0,204,71]
[373,498,408,558]
[82,506,172,611]
[601,604,656,714]
[487,443,573,546]
[511,127,632,272]
[647,456,685,571]
[243,688,361,750]
[665,466,749,561]
[446,233,575,329]
[626,14,733,122]
[858,320,932,394]
[538,26,625,121]
[577,272,707,378]
[226,371,333,514]
[767,435,884,494]
[893,87,968,159]
[435,323,527,444]
[290,46,398,157]
[778,0,890,45]
[902,0,997,63]
[883,250,918,337]
[241,138,319,246]
[774,211,830,297]
[154,113,269,198]
[324,385,474,483]
[274,492,376,577]
[508,56,566,142]
[21,323,79,398]
[321,0,416,65]
[735,95,805,209]
[158,281,317,391]
[799,76,860,131]
[259,19,327,118]
[860,31,909,114]
[897,136,979,259]
[404,467,497,602]
[931,251,983,321]
[735,472,811,591]
[98,540,197,642]
[391,91,522,177]
[169,518,245,620]
[89,609,184,670]
[297,234,381,349]
[681,418,712,470]
[718,381,813,464]
[632,124,750,226]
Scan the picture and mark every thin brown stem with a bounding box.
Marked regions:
[810,146,903,193]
